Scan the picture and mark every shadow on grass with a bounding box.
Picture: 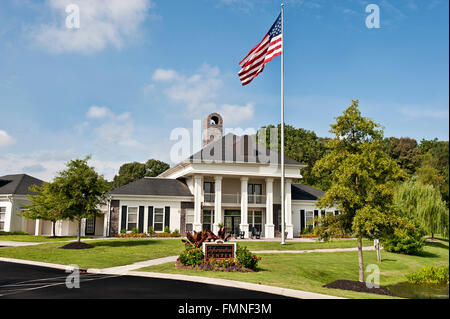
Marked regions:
[425,241,449,250]
[387,282,449,299]
[415,250,440,258]
[91,240,160,248]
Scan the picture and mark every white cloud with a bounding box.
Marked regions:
[29,0,152,54]
[400,107,449,120]
[0,150,123,181]
[219,103,255,126]
[0,130,15,147]
[148,64,255,125]
[86,105,112,119]
[152,69,180,82]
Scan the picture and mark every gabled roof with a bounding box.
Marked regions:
[291,183,325,201]
[188,133,304,166]
[110,177,193,197]
[0,174,44,196]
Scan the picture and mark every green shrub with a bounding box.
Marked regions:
[179,246,204,266]
[147,226,155,235]
[172,229,180,235]
[164,226,170,234]
[406,265,449,285]
[236,245,260,270]
[0,231,29,236]
[120,229,126,234]
[131,227,139,234]
[383,222,425,255]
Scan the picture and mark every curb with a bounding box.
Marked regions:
[123,270,344,299]
[0,257,70,271]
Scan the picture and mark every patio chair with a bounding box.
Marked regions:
[251,227,261,239]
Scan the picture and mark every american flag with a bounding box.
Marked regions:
[238,13,282,86]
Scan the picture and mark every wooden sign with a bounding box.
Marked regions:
[202,242,236,260]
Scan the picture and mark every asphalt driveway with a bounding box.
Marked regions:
[0,261,288,299]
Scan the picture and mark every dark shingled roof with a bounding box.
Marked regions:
[0,174,44,195]
[110,178,193,197]
[188,133,304,166]
[291,183,325,200]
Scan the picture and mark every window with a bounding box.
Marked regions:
[127,207,138,231]
[202,210,214,231]
[186,211,194,232]
[248,211,262,233]
[305,211,314,231]
[154,208,164,232]
[248,184,262,204]
[204,182,215,203]
[0,207,6,231]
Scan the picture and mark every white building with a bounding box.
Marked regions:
[1,113,338,239]
[0,174,104,237]
[107,113,339,239]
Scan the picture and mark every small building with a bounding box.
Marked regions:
[0,174,44,234]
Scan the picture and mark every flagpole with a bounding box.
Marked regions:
[280,3,286,245]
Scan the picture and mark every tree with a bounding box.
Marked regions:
[383,137,421,176]
[112,159,170,188]
[54,157,110,242]
[312,100,405,282]
[145,159,170,177]
[415,140,449,205]
[22,182,65,237]
[260,124,329,186]
[112,162,147,188]
[393,179,449,239]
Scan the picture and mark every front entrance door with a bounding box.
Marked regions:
[85,218,96,236]
[224,210,241,236]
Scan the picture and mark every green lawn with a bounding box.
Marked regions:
[0,238,185,268]
[0,235,91,242]
[230,238,373,251]
[139,240,449,299]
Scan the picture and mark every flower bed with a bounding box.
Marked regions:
[175,259,255,272]
[177,229,261,272]
[115,232,181,238]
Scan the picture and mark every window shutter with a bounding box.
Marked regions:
[148,206,153,230]
[121,206,127,231]
[164,206,170,230]
[138,206,144,233]
[300,210,305,232]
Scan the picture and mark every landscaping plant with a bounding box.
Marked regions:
[406,265,449,285]
[178,246,204,266]
[236,245,260,270]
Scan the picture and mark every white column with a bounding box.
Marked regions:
[265,178,275,238]
[213,176,222,234]
[285,179,293,239]
[35,219,41,236]
[240,177,249,238]
[193,175,203,232]
[81,218,86,237]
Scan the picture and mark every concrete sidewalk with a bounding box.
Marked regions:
[93,256,178,274]
[252,246,377,254]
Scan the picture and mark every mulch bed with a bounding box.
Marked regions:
[323,280,395,296]
[175,261,255,272]
[60,242,94,250]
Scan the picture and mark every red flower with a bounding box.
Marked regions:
[259,257,262,260]
[253,255,257,259]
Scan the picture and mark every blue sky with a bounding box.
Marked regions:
[0,0,448,181]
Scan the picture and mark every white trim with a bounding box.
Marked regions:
[152,207,165,233]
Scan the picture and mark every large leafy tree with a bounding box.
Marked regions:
[22,182,65,237]
[415,139,449,205]
[112,159,170,188]
[383,137,421,176]
[260,124,329,186]
[54,157,110,242]
[312,100,405,282]
[394,179,449,239]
